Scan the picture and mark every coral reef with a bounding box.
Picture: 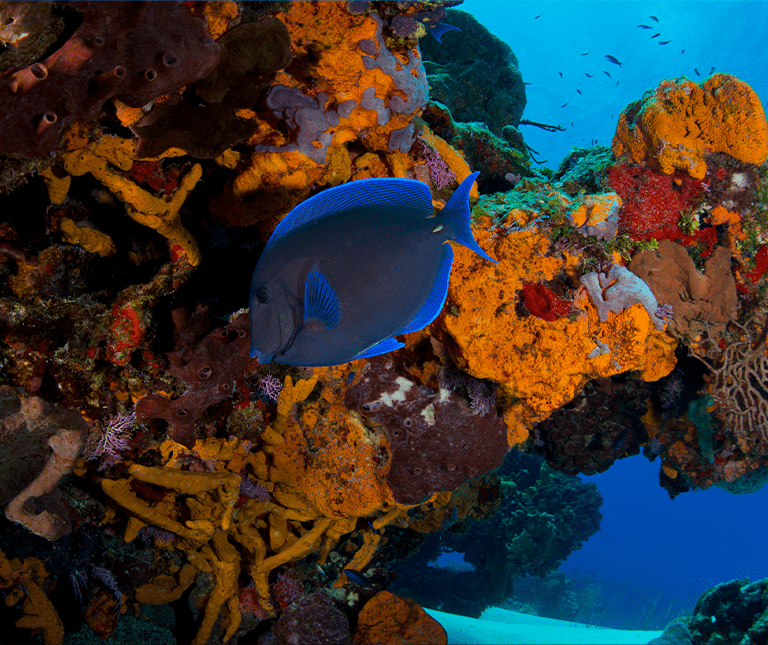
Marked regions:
[135,305,252,448]
[0,1,767,641]
[420,9,526,136]
[0,2,220,157]
[649,577,768,645]
[345,356,509,504]
[354,590,447,644]
[0,387,88,540]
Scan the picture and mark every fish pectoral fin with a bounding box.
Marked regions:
[351,337,405,360]
[399,243,453,335]
[304,269,341,331]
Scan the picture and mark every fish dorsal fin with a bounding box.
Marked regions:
[351,337,405,361]
[303,269,340,331]
[441,171,497,264]
[399,243,453,335]
[264,178,434,254]
[429,22,461,43]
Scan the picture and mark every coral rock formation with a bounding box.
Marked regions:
[612,74,768,179]
[0,387,88,540]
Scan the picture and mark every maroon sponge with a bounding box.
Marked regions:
[135,305,251,449]
[0,1,220,157]
[345,357,509,504]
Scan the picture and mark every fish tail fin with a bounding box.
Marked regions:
[441,171,497,263]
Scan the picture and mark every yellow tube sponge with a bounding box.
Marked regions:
[60,218,117,258]
[127,465,241,532]
[613,74,768,180]
[60,148,202,265]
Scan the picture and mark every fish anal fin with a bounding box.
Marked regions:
[304,269,341,330]
[352,337,405,360]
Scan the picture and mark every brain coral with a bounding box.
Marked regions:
[612,74,768,179]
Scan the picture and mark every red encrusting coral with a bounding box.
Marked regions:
[608,163,703,241]
[744,245,768,283]
[519,282,572,322]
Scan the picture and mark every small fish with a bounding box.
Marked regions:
[616,80,619,86]
[605,54,622,66]
[658,40,670,45]
[524,82,533,85]
[561,102,569,108]
[576,88,582,95]
[650,15,659,21]
[534,14,541,19]
[428,22,461,43]
[344,569,376,588]
[603,70,612,78]
[367,521,383,535]
[585,72,593,77]
[651,33,660,38]
[249,173,495,366]
[637,24,652,29]
[559,71,563,78]
[694,67,701,76]
[612,428,629,451]
[580,51,589,56]
[709,66,715,74]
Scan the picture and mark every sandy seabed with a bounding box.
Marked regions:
[426,606,664,645]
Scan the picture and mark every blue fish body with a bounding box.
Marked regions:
[248,172,495,367]
[344,569,376,588]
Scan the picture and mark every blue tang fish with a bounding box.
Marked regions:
[248,171,495,366]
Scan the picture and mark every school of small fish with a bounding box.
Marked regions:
[550,11,716,127]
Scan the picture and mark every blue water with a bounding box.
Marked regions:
[462,0,768,169]
[456,0,768,629]
[563,457,768,627]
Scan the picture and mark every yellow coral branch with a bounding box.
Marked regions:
[60,148,202,266]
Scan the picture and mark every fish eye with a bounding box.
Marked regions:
[255,287,270,304]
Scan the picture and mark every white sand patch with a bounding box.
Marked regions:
[425,606,664,645]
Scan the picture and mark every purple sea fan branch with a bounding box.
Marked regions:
[256,374,283,402]
[91,566,123,615]
[417,137,456,190]
[84,410,138,471]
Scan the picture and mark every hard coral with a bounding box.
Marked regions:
[345,357,509,505]
[353,590,447,645]
[0,386,88,540]
[612,74,768,180]
[135,305,252,448]
[420,9,526,136]
[628,240,737,347]
[131,18,292,159]
[0,1,220,157]
[534,376,650,475]
[435,197,677,444]
[273,590,351,645]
